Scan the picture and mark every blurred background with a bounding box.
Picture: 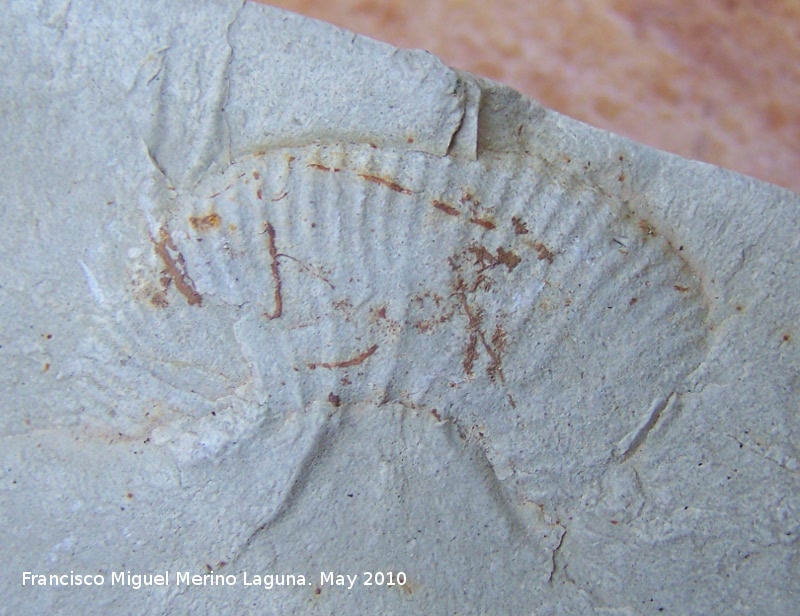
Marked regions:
[259,0,799,194]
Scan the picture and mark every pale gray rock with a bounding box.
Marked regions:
[1,1,798,614]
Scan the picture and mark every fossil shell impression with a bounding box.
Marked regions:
[77,140,708,501]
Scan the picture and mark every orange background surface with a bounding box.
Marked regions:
[259,0,799,194]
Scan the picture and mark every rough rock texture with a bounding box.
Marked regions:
[266,0,800,194]
[2,1,799,614]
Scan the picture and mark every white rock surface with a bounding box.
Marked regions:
[1,1,798,614]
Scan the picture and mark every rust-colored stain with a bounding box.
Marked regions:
[453,273,506,384]
[460,190,478,205]
[409,291,453,333]
[411,290,445,308]
[488,325,507,383]
[629,297,638,306]
[359,174,412,195]
[468,216,496,230]
[332,298,353,313]
[151,227,203,306]
[307,163,341,172]
[496,247,521,270]
[150,275,170,308]
[674,285,690,293]
[208,182,234,199]
[150,291,169,308]
[262,222,283,320]
[447,248,521,391]
[432,199,460,216]
[469,245,521,272]
[512,216,529,235]
[308,344,379,370]
[189,212,222,232]
[42,363,50,373]
[638,219,657,237]
[256,189,263,200]
[413,313,454,333]
[463,329,479,377]
[253,171,260,180]
[468,245,492,265]
[271,191,288,202]
[532,241,555,264]
[327,392,341,407]
[278,252,335,291]
[782,333,791,343]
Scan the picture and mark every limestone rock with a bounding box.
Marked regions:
[1,1,798,613]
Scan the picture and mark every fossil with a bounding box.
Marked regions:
[76,141,710,500]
